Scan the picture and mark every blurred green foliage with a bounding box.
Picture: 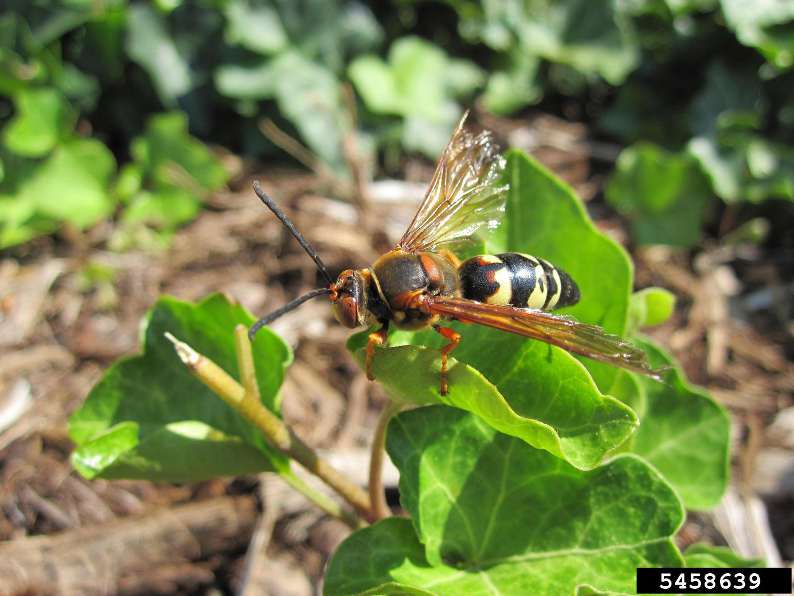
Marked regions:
[1,0,793,249]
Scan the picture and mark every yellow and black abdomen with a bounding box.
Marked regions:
[459,253,579,310]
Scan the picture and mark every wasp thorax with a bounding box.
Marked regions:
[330,269,368,328]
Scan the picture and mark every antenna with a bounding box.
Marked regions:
[249,288,332,340]
[252,180,333,285]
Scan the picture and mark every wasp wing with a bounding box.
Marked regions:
[425,295,663,378]
[397,112,508,254]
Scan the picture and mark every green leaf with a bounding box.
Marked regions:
[348,36,482,155]
[350,36,448,120]
[325,406,684,595]
[214,61,277,100]
[456,0,639,84]
[720,0,794,70]
[123,188,201,229]
[684,543,765,568]
[224,0,288,55]
[482,50,542,115]
[270,52,347,171]
[132,112,228,195]
[501,149,634,389]
[606,143,713,246]
[628,287,676,332]
[3,87,74,157]
[17,138,116,229]
[349,337,636,470]
[125,4,193,105]
[70,294,292,481]
[625,338,730,509]
[0,192,55,249]
[686,62,794,203]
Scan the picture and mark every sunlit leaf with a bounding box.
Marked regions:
[17,138,116,229]
[3,87,74,157]
[326,407,684,595]
[625,338,730,509]
[125,4,193,104]
[70,294,292,481]
[606,143,713,246]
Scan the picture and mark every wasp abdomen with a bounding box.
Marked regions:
[459,253,579,310]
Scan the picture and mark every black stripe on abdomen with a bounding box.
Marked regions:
[497,253,537,308]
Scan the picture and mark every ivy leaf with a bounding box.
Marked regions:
[623,338,730,509]
[69,294,292,481]
[687,62,794,203]
[482,50,542,115]
[349,336,637,470]
[628,287,676,332]
[606,143,713,247]
[122,187,201,230]
[456,0,639,84]
[223,0,288,55]
[131,112,228,195]
[3,87,74,157]
[125,4,193,105]
[214,61,277,100]
[349,36,482,156]
[720,0,794,70]
[500,149,633,390]
[270,52,347,172]
[325,407,684,595]
[684,543,764,568]
[17,138,116,229]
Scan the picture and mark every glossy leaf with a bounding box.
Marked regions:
[624,338,730,509]
[720,0,794,70]
[687,62,794,203]
[131,112,228,195]
[500,149,634,389]
[606,143,713,247]
[16,138,116,229]
[349,336,637,470]
[3,87,74,157]
[684,543,764,568]
[270,52,347,171]
[325,407,684,595]
[628,287,676,333]
[70,294,292,481]
[348,36,482,156]
[224,0,287,55]
[455,0,639,84]
[125,5,193,105]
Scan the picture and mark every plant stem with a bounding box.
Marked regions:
[165,329,372,524]
[281,471,364,529]
[369,400,403,521]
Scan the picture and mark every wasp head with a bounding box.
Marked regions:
[329,269,369,328]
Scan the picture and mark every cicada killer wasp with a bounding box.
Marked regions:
[249,113,662,394]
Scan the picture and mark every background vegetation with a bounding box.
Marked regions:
[3,0,794,249]
[2,1,793,594]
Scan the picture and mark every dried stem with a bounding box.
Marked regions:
[165,329,371,525]
[369,400,403,521]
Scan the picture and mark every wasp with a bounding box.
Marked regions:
[249,114,660,395]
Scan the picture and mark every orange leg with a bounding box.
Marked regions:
[433,324,461,396]
[366,324,389,381]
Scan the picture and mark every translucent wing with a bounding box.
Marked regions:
[425,295,663,378]
[398,112,508,253]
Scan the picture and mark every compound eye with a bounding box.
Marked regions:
[333,295,359,328]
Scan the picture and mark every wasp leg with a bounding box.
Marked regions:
[366,323,389,381]
[432,324,461,396]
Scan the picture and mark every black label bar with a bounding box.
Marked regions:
[636,567,792,594]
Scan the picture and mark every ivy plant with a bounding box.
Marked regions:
[71,150,740,595]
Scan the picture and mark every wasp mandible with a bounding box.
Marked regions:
[249,114,660,394]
